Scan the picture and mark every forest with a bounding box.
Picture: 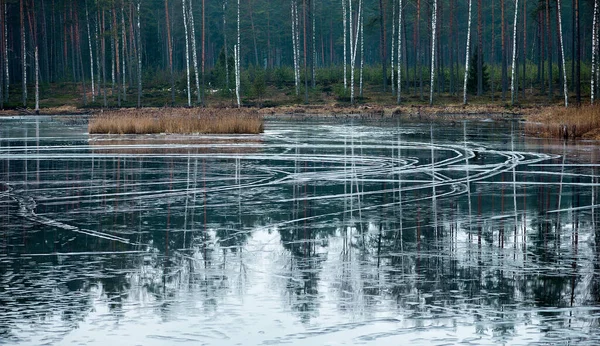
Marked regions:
[0,0,598,110]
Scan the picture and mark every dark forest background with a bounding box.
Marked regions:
[0,0,597,109]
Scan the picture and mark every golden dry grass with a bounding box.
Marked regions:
[88,108,264,134]
[524,105,600,140]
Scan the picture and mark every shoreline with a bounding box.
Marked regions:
[0,103,535,119]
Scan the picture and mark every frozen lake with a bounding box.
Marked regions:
[1,115,599,345]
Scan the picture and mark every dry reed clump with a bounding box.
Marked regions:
[88,108,264,135]
[524,105,600,140]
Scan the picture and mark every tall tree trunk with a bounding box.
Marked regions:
[165,0,174,106]
[592,0,598,104]
[182,0,191,106]
[187,0,201,105]
[557,0,568,106]
[391,0,395,95]
[3,1,8,101]
[463,0,473,105]
[311,0,315,88]
[223,0,229,94]
[511,0,519,106]
[521,0,526,99]
[76,7,87,106]
[303,0,308,103]
[235,0,240,107]
[429,0,437,105]
[545,0,552,99]
[102,9,107,107]
[359,0,364,98]
[248,0,259,67]
[397,0,402,104]
[121,3,126,102]
[477,0,482,96]
[112,5,120,107]
[291,0,299,95]
[21,0,27,107]
[501,0,506,101]
[85,0,95,102]
[417,0,422,99]
[342,0,347,89]
[136,0,142,108]
[202,0,206,105]
[449,0,454,95]
[0,0,4,109]
[575,0,580,104]
[378,0,387,92]
[28,0,38,111]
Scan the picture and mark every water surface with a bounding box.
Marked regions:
[1,116,599,345]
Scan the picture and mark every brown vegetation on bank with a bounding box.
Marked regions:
[88,108,264,134]
[524,105,600,140]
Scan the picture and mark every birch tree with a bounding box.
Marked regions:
[182,0,191,106]
[291,0,299,95]
[187,0,201,105]
[21,0,27,107]
[359,0,364,98]
[463,0,473,105]
[391,0,395,95]
[2,1,8,101]
[348,0,363,104]
[235,0,240,107]
[557,0,568,107]
[85,1,95,102]
[592,0,598,104]
[429,0,437,106]
[121,3,126,102]
[342,0,347,90]
[397,0,402,104]
[136,0,141,107]
[510,0,519,106]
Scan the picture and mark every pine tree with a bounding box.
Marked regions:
[467,51,489,94]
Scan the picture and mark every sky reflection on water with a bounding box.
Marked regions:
[1,116,599,345]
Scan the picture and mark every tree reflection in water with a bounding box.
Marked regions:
[0,117,600,344]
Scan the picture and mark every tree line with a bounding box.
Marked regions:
[0,0,598,110]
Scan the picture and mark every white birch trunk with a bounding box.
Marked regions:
[235,45,240,107]
[312,0,316,87]
[557,0,568,107]
[463,0,473,105]
[137,0,142,108]
[350,0,362,104]
[592,0,598,104]
[121,5,126,101]
[111,32,115,91]
[86,3,95,102]
[397,0,402,104]
[391,0,395,95]
[235,0,241,108]
[295,3,300,91]
[510,0,519,106]
[21,0,26,107]
[342,0,347,89]
[349,0,354,103]
[359,2,364,98]
[429,0,437,106]
[188,0,201,104]
[95,10,101,99]
[4,3,8,96]
[182,0,192,106]
[291,1,299,95]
